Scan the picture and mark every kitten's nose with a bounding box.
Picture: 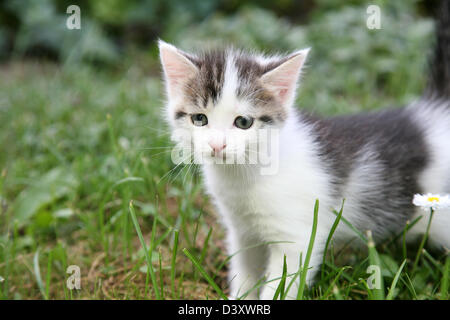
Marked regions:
[208,141,226,154]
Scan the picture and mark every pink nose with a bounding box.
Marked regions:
[208,141,226,154]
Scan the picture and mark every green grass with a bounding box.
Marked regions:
[0,1,448,300]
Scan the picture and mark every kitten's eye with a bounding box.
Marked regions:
[191,113,208,126]
[234,116,254,129]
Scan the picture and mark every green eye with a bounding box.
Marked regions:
[234,116,254,129]
[191,113,208,126]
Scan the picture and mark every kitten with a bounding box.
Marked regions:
[158,2,450,299]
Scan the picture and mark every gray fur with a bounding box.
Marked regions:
[302,108,429,238]
[183,49,227,107]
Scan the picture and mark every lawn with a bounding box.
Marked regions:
[0,2,448,300]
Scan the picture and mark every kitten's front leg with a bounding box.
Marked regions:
[260,242,324,300]
[227,232,268,300]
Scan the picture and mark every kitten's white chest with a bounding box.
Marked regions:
[203,164,330,241]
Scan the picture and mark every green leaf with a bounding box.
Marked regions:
[12,168,78,226]
[380,254,400,278]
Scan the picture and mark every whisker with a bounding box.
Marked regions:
[169,156,192,185]
[142,125,172,137]
[143,149,173,160]
[157,151,192,185]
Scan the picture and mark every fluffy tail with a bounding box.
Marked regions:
[425,0,450,99]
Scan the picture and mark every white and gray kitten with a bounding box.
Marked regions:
[158,3,450,300]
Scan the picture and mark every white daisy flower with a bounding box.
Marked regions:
[413,193,450,211]
[0,275,4,282]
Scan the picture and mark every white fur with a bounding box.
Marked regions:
[202,114,335,299]
[193,52,335,298]
[408,99,450,248]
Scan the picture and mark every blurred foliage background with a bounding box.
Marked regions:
[0,0,438,112]
[0,0,446,300]
[0,1,435,64]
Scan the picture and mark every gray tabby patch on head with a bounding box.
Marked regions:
[183,49,227,107]
[181,48,293,118]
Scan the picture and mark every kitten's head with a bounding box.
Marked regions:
[159,40,309,164]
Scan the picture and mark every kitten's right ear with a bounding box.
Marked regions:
[159,40,198,97]
[260,49,309,108]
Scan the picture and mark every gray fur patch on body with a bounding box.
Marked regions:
[302,107,429,238]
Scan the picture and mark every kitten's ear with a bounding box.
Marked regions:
[260,48,310,106]
[159,40,198,97]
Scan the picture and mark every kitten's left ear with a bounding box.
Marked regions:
[260,48,310,107]
[159,40,199,98]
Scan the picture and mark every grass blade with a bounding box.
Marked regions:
[366,230,385,300]
[441,256,449,300]
[171,229,179,299]
[159,248,164,300]
[33,250,47,300]
[386,259,406,300]
[297,199,319,300]
[199,227,213,264]
[322,199,344,279]
[273,255,287,300]
[333,209,367,244]
[182,248,228,300]
[412,208,435,274]
[321,266,348,299]
[45,250,53,299]
[129,200,161,299]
